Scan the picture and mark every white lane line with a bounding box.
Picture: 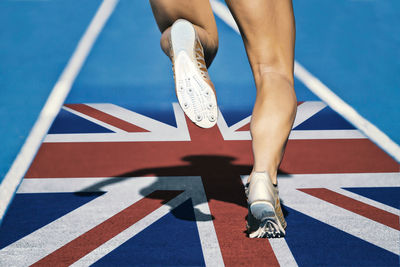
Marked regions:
[0,0,119,221]
[294,63,400,162]
[210,0,239,34]
[210,0,400,162]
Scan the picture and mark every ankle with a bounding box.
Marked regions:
[249,170,278,185]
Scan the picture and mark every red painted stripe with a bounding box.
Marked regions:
[236,123,250,132]
[65,104,148,133]
[299,188,400,231]
[31,190,182,267]
[25,139,398,178]
[203,181,279,266]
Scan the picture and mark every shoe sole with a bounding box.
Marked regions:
[249,202,286,238]
[171,20,218,128]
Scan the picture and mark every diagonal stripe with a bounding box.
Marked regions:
[31,190,183,267]
[299,188,400,231]
[65,104,148,133]
[236,123,249,132]
[292,101,327,128]
[210,0,400,162]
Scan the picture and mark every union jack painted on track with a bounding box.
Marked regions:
[0,102,399,266]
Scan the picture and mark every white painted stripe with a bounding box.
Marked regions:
[218,101,365,140]
[44,103,191,143]
[45,129,364,142]
[0,0,119,221]
[71,192,190,266]
[62,106,126,133]
[281,189,399,255]
[241,173,400,258]
[277,172,400,189]
[44,132,185,142]
[1,179,150,266]
[86,103,178,133]
[289,129,366,139]
[330,187,399,216]
[46,101,365,142]
[240,175,298,267]
[292,101,327,128]
[191,178,225,267]
[7,176,224,266]
[269,238,298,267]
[210,0,400,162]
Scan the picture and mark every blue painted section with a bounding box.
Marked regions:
[284,206,398,266]
[93,199,205,266]
[295,106,355,130]
[48,109,114,134]
[0,0,102,183]
[0,192,104,249]
[344,187,400,209]
[293,0,400,144]
[221,109,252,128]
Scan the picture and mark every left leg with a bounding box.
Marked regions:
[149,0,219,128]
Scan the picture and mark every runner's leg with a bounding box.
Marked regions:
[149,0,218,67]
[225,0,297,185]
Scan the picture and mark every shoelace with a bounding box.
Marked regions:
[193,38,209,80]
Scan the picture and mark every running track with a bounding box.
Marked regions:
[0,0,399,266]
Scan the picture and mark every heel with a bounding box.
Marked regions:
[170,19,195,57]
[250,202,275,221]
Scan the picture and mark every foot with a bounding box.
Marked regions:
[245,172,286,238]
[169,19,218,128]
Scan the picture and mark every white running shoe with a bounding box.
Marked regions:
[169,19,218,128]
[245,172,286,238]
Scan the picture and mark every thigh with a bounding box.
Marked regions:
[149,0,218,38]
[225,0,295,83]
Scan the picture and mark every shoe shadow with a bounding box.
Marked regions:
[79,154,289,222]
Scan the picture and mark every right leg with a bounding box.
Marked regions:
[149,0,219,67]
[225,0,297,238]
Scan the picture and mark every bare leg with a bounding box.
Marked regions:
[149,0,218,67]
[225,0,297,185]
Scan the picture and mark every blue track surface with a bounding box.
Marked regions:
[0,0,102,181]
[293,0,400,144]
[0,1,398,184]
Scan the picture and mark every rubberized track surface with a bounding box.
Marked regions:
[0,0,399,266]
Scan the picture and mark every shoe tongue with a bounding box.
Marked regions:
[252,172,268,182]
[253,171,267,177]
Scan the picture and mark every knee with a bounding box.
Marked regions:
[253,62,294,88]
